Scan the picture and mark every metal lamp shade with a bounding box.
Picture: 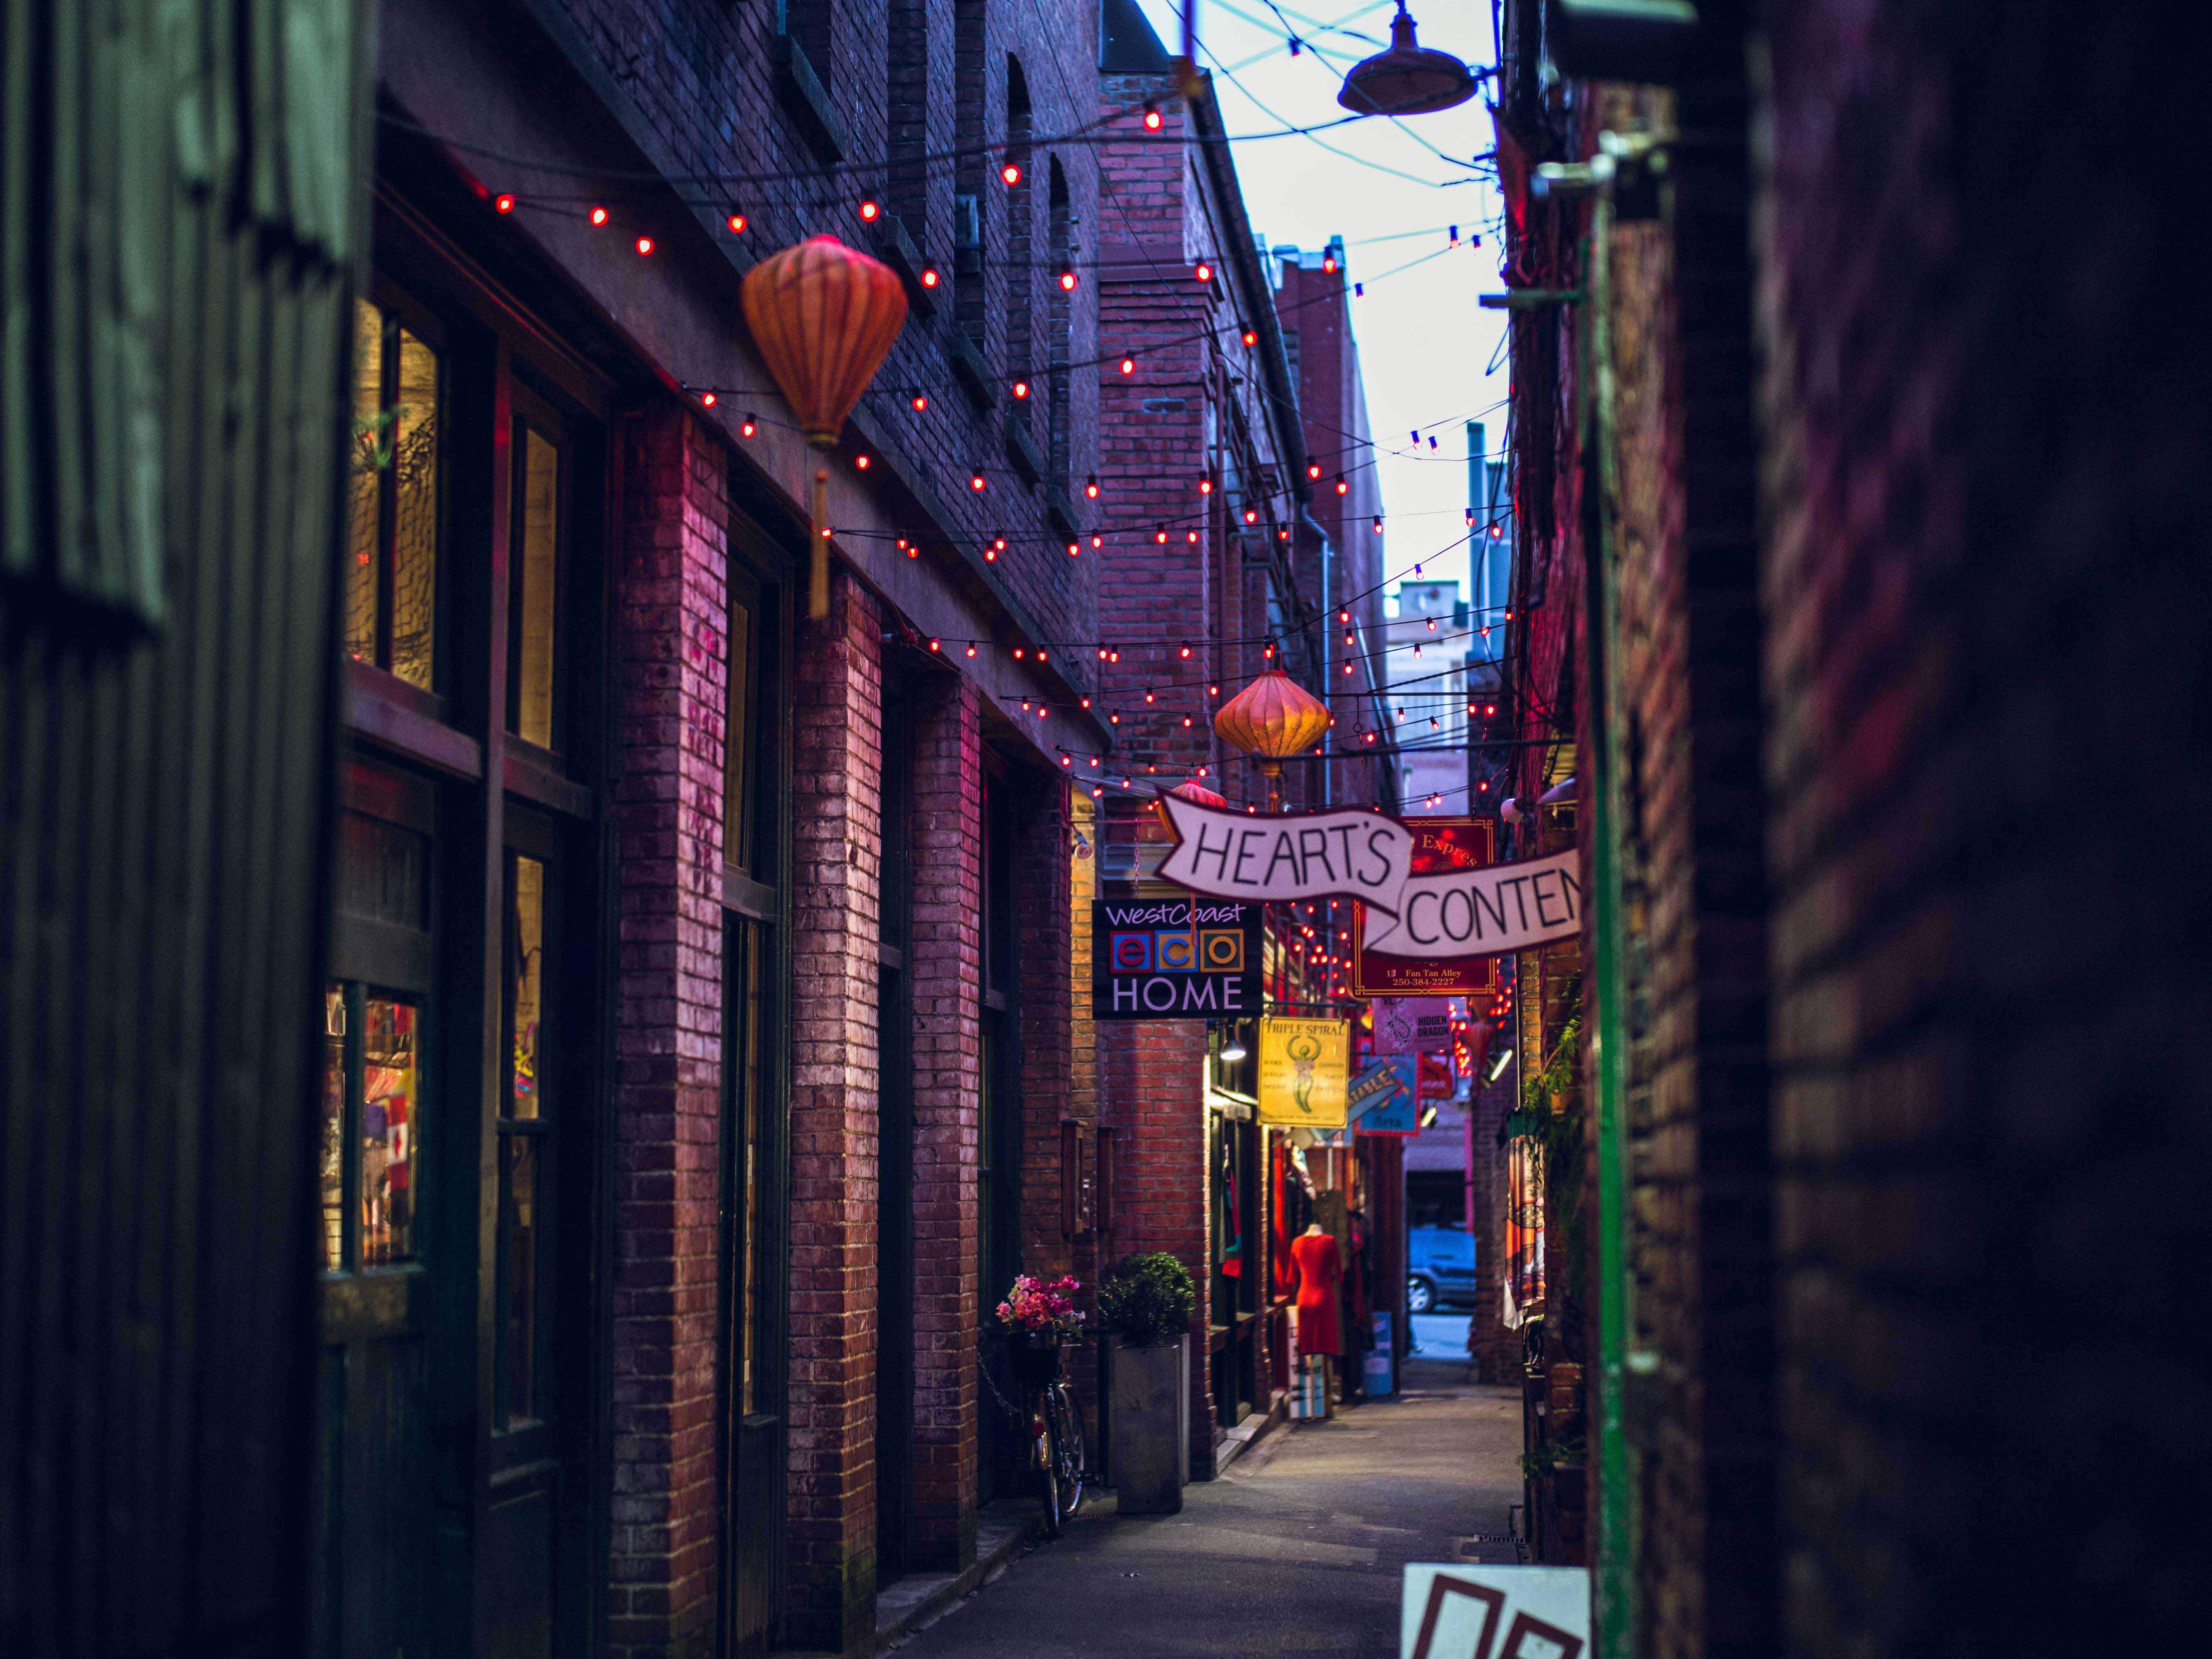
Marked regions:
[1337,3,1477,117]
[739,236,909,448]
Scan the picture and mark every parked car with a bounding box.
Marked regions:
[1407,1225,1478,1313]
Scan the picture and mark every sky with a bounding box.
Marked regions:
[1131,0,1510,608]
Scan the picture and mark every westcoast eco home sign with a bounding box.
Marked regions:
[1090,896,1263,1020]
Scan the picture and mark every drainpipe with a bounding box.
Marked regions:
[1535,138,1636,1656]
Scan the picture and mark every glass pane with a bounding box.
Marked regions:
[510,854,545,1120]
[389,327,440,690]
[344,300,383,667]
[500,1135,540,1425]
[724,598,754,870]
[514,427,559,747]
[361,997,421,1264]
[739,924,762,1416]
[320,987,348,1269]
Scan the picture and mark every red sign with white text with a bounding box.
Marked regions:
[1349,817,1501,997]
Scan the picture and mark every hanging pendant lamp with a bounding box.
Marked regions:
[740,236,909,617]
[1214,670,1331,811]
[1337,2,1477,117]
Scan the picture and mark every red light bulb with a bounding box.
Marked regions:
[727,212,747,234]
[494,193,515,214]
[590,205,608,226]
[635,236,654,256]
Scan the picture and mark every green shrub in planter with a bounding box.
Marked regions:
[1097,1252,1195,1347]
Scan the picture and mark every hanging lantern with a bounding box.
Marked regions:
[1214,670,1331,810]
[739,236,909,617]
[1337,3,1477,116]
[1168,777,1227,808]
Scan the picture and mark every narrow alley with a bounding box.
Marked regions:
[890,1344,1520,1658]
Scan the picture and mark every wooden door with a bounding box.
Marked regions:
[315,763,439,1659]
[719,555,790,1654]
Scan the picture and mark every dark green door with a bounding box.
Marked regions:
[315,763,438,1659]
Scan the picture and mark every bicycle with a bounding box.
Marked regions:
[1004,1334,1091,1537]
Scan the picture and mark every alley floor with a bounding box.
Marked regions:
[889,1349,1524,1658]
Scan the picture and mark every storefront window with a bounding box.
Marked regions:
[315,984,422,1268]
[320,989,347,1270]
[510,424,561,748]
[499,848,553,1428]
[347,297,442,689]
[361,997,421,1263]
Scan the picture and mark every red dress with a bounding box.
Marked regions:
[1290,1231,1344,1357]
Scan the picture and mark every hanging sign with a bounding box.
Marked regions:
[1092,896,1261,1021]
[1354,819,1503,997]
[1401,1564,1589,1659]
[1372,995,1458,1053]
[1256,1017,1350,1128]
[1349,1055,1419,1135]
[1155,795,1580,965]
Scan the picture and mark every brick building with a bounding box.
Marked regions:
[1488,0,2212,1653]
[1085,0,1404,1475]
[323,0,1135,1654]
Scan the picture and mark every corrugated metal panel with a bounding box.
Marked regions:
[0,1,367,1651]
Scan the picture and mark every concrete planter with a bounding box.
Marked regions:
[1110,1335,1189,1514]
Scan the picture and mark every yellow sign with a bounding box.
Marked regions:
[1256,1017,1350,1128]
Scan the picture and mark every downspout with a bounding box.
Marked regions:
[1576,157,1632,1659]
[1535,136,1633,1653]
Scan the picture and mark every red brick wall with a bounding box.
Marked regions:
[544,0,1103,648]
[608,406,731,1658]
[784,572,884,1653]
[907,672,983,1570]
[1756,4,2211,1654]
[1101,1020,1214,1474]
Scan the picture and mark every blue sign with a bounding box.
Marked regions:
[1350,1055,1419,1135]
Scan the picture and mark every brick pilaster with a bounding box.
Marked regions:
[783,571,883,1654]
[906,673,983,1571]
[608,406,730,1659]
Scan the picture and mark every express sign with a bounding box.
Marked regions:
[1091,897,1262,1021]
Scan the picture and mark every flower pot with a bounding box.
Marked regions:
[1109,1335,1187,1514]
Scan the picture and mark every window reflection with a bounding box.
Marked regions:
[346,298,441,690]
[361,997,420,1264]
[510,855,544,1120]
[346,301,383,669]
[389,331,440,689]
[321,988,348,1269]
[513,428,560,748]
[501,1137,540,1425]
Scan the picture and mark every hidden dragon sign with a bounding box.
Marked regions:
[1153,795,1581,963]
[1090,896,1262,1021]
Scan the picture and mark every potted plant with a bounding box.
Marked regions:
[1096,1252,1195,1514]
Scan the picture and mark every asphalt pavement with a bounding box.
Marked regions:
[888,1351,1523,1658]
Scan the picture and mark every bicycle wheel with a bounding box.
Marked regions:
[1048,1380,1093,1531]
[1039,1398,1065,1539]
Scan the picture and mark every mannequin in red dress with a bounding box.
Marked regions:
[1291,1224,1345,1413]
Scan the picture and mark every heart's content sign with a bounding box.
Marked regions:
[1091,896,1261,1021]
[1155,795,1581,969]
[1256,1017,1350,1128]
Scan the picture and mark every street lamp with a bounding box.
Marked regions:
[1337,3,1478,117]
